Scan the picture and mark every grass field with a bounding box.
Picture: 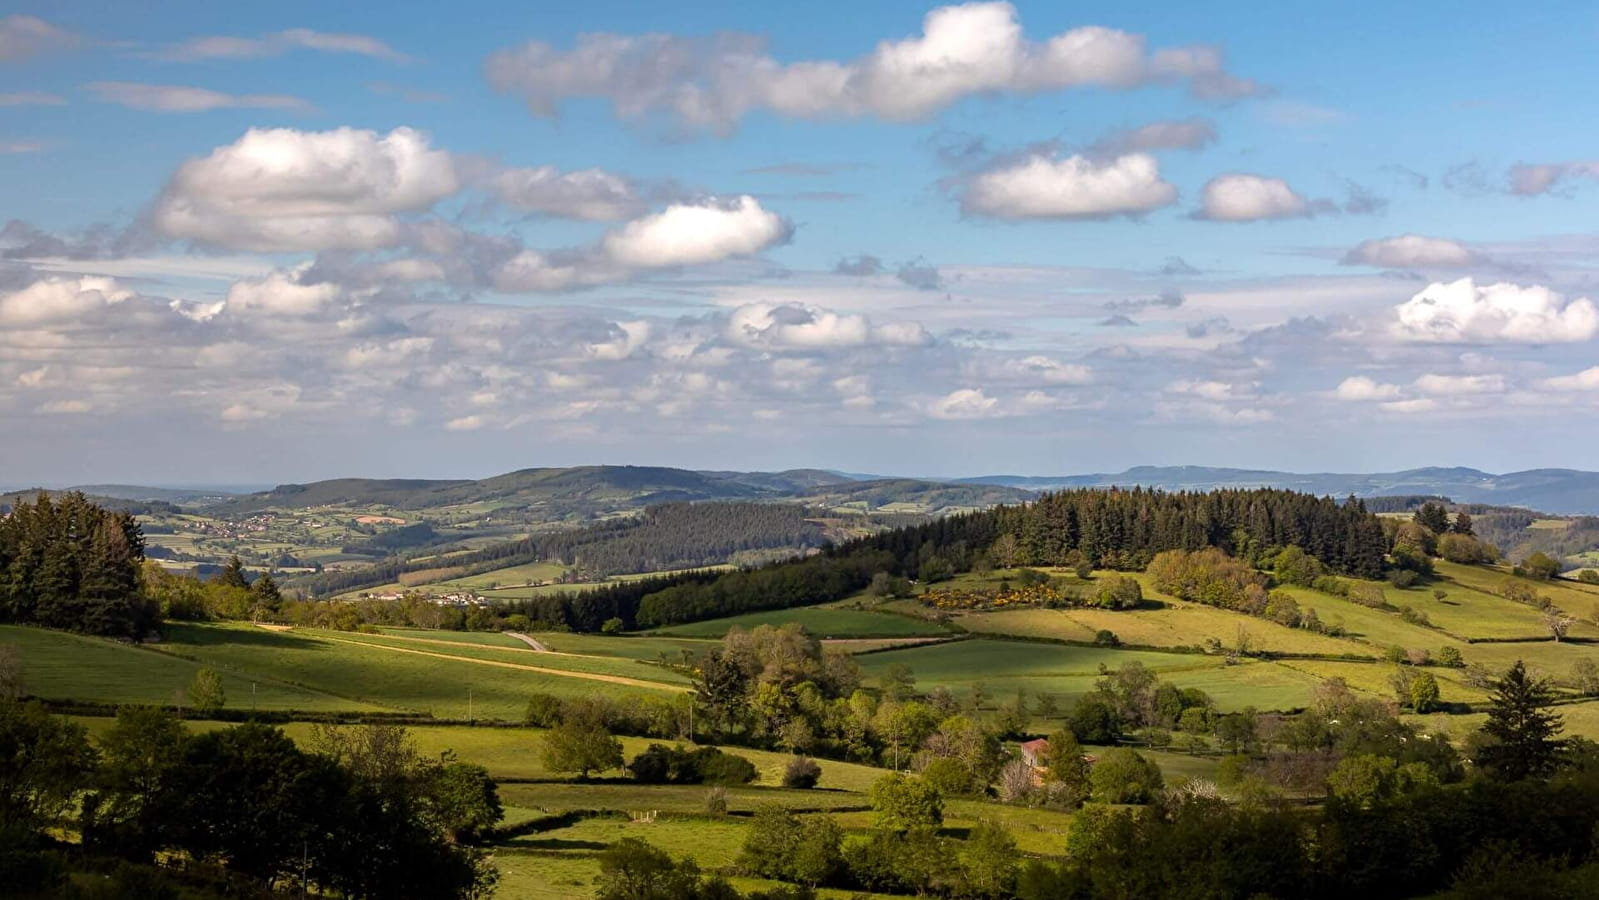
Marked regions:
[0,624,383,712]
[142,623,683,720]
[321,629,691,686]
[959,603,1374,658]
[654,607,949,639]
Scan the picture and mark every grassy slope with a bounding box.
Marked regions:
[849,638,1338,711]
[321,630,691,686]
[0,624,381,712]
[654,606,949,639]
[144,623,680,720]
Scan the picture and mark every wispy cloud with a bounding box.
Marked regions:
[88,82,313,113]
[148,28,408,63]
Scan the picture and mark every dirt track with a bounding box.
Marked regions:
[311,632,687,692]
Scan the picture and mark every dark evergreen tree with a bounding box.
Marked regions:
[213,555,250,590]
[1452,511,1475,536]
[1476,660,1565,781]
[0,492,150,637]
[1414,502,1451,535]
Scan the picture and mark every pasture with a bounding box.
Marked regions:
[653,606,949,638]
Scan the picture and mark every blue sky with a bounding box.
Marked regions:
[3,2,1599,483]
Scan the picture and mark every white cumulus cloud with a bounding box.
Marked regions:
[1197,173,1309,221]
[1334,376,1403,401]
[726,302,929,350]
[960,152,1176,219]
[928,387,1002,420]
[1413,373,1506,395]
[1342,234,1477,268]
[1393,278,1599,343]
[152,126,459,252]
[486,2,1260,132]
[603,195,789,268]
[0,276,133,326]
[1544,366,1599,391]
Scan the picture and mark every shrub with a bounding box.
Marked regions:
[1438,533,1494,564]
[1437,646,1465,668]
[1313,575,1350,596]
[868,773,943,831]
[782,755,822,790]
[1520,552,1562,580]
[1579,570,1599,585]
[524,693,564,728]
[542,722,622,778]
[1087,575,1143,610]
[1093,629,1121,647]
[600,617,625,634]
[1272,546,1327,587]
[630,744,758,785]
[1089,748,1164,804]
[1389,570,1420,589]
[920,756,975,797]
[1147,548,1265,610]
[1348,584,1390,609]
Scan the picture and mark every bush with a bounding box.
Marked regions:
[1272,546,1326,587]
[1093,629,1121,647]
[1438,533,1494,565]
[1389,570,1420,589]
[1437,646,1464,668]
[868,773,943,831]
[1520,552,1561,580]
[1348,584,1390,609]
[1089,748,1164,804]
[919,757,975,797]
[525,693,564,728]
[1147,548,1265,610]
[628,744,758,785]
[781,755,822,790]
[1088,575,1142,610]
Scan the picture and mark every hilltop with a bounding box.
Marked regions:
[959,466,1599,514]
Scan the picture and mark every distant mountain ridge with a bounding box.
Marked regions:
[205,465,1031,518]
[957,466,1599,515]
[16,465,1599,517]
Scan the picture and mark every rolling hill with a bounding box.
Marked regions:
[959,466,1599,514]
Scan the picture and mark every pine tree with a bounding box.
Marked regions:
[1476,660,1564,781]
[1414,502,1451,535]
[250,573,283,618]
[214,556,250,590]
[1452,511,1475,536]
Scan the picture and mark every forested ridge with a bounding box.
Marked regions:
[486,487,1390,632]
[0,492,156,637]
[300,501,829,597]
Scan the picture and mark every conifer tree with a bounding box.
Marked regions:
[1476,660,1564,781]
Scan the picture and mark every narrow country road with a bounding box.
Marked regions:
[505,631,551,652]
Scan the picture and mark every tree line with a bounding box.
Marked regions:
[0,492,156,638]
[2,706,499,898]
[584,487,1391,632]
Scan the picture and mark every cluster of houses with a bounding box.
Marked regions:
[358,590,490,607]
